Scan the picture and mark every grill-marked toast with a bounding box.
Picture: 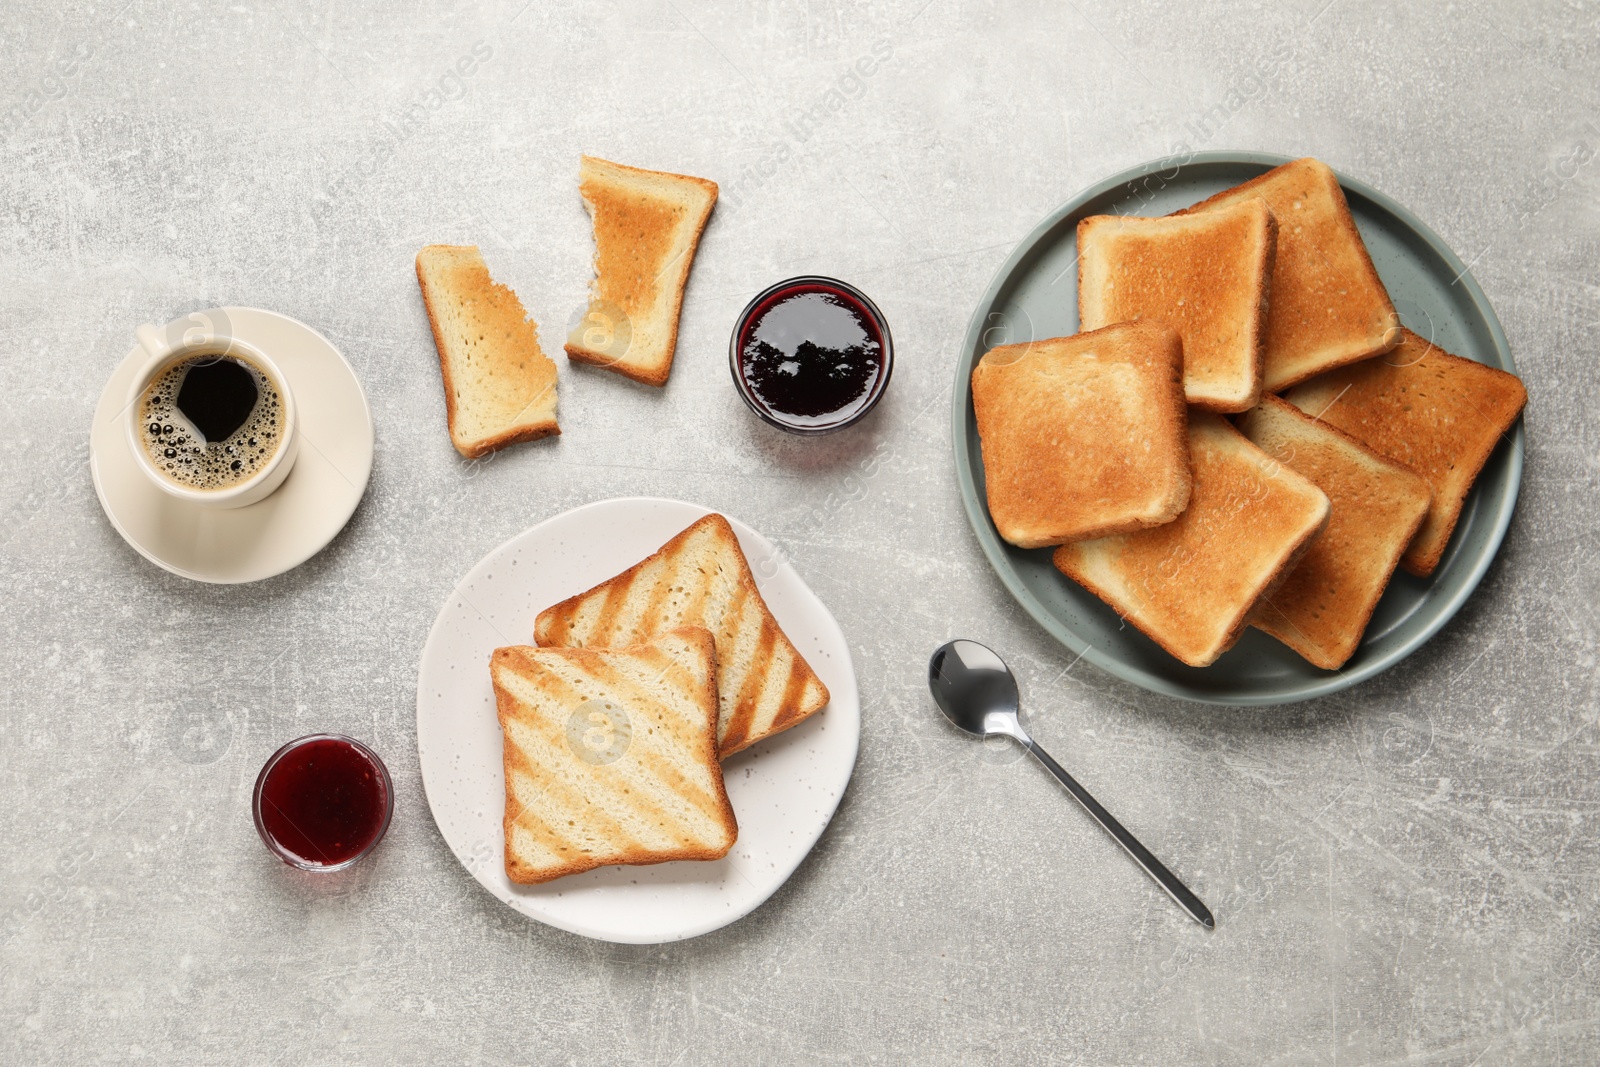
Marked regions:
[491,627,736,885]
[565,155,718,387]
[416,244,560,458]
[535,514,828,757]
[1078,199,1275,412]
[1283,328,1526,577]
[1239,396,1432,669]
[971,322,1190,548]
[1053,412,1331,667]
[1180,157,1399,392]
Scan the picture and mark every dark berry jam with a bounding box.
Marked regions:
[731,277,892,433]
[253,735,392,870]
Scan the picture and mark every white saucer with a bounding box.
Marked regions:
[416,497,860,944]
[89,307,374,584]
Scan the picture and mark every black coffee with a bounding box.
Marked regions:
[177,358,257,442]
[138,354,284,490]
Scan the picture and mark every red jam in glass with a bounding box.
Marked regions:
[731,277,892,433]
[253,735,391,870]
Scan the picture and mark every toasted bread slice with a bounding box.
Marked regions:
[971,322,1190,548]
[1180,157,1399,392]
[491,627,736,885]
[1053,412,1330,667]
[535,514,828,757]
[1283,328,1527,577]
[416,244,559,458]
[564,156,718,387]
[1238,396,1433,669]
[1077,199,1275,412]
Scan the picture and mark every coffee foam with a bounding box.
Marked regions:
[138,354,284,491]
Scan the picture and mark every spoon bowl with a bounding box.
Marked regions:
[929,639,1022,739]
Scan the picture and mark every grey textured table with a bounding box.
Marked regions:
[3,1,1596,1063]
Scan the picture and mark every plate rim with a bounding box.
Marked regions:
[951,150,1525,706]
[414,495,861,943]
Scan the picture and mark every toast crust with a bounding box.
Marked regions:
[1283,328,1527,576]
[416,245,560,458]
[1077,199,1276,412]
[1053,412,1331,667]
[1240,396,1433,669]
[492,627,736,885]
[564,156,719,387]
[535,514,829,757]
[971,322,1191,547]
[1179,158,1399,392]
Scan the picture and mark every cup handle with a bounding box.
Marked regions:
[135,323,171,361]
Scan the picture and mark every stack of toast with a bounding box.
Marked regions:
[976,157,1527,670]
[491,513,829,884]
[418,155,719,457]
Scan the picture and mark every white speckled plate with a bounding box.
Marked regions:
[416,497,859,944]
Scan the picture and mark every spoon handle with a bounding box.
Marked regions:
[1024,740,1215,929]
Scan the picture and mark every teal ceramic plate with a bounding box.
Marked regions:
[952,151,1524,706]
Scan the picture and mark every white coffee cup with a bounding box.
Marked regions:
[124,321,300,509]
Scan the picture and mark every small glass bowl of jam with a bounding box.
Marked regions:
[730,276,893,434]
[252,734,393,872]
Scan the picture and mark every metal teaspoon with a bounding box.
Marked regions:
[928,639,1214,929]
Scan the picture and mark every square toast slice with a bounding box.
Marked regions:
[491,627,736,885]
[416,244,560,458]
[1078,198,1275,412]
[1239,396,1433,669]
[971,321,1190,547]
[1179,157,1400,392]
[1053,412,1331,667]
[565,155,718,386]
[1283,328,1527,577]
[535,514,829,757]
